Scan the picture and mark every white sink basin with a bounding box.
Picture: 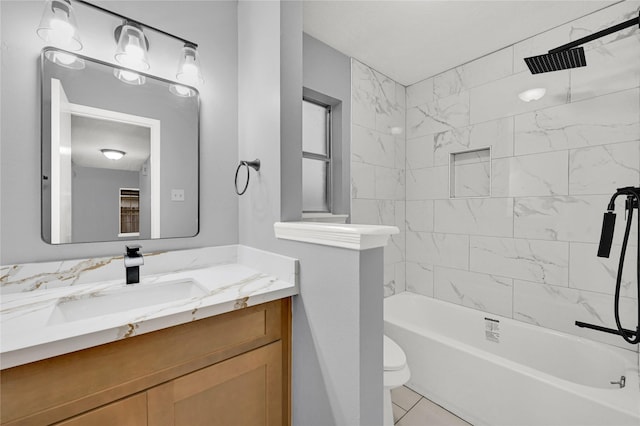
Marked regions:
[48,279,207,325]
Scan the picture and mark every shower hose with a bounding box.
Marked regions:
[609,187,640,344]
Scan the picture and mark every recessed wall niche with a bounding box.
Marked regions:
[449,147,492,198]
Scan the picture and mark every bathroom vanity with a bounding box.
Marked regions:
[2,298,290,425]
[0,246,298,425]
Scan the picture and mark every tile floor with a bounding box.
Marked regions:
[391,386,471,426]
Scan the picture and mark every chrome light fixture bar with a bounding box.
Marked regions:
[72,0,198,48]
[37,0,203,94]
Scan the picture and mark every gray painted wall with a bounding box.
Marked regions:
[237,0,283,251]
[280,2,304,223]
[71,165,141,242]
[302,33,351,216]
[278,240,384,426]
[1,1,238,264]
[237,0,304,251]
[238,4,383,424]
[358,248,384,425]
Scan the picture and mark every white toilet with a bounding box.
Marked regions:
[383,335,410,426]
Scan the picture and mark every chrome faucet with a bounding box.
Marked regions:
[124,245,144,284]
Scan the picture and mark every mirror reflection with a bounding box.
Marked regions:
[41,47,199,244]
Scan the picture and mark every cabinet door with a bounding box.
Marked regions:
[148,341,283,426]
[54,393,147,426]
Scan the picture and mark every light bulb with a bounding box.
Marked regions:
[44,48,85,70]
[114,23,150,71]
[113,68,146,85]
[49,15,74,44]
[120,70,139,81]
[182,63,198,76]
[169,84,196,97]
[175,45,203,86]
[36,0,82,51]
[174,85,190,95]
[124,36,144,59]
[54,51,76,65]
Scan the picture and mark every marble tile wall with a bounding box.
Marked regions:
[351,59,406,297]
[403,1,640,348]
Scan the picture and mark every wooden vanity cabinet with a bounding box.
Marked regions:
[54,394,148,426]
[147,341,283,426]
[1,298,291,426]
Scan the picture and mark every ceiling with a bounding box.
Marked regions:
[71,116,150,172]
[303,0,619,85]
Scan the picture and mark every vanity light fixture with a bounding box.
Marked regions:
[175,44,204,87]
[101,149,126,160]
[37,0,83,51]
[114,22,150,71]
[37,0,203,93]
[518,88,546,103]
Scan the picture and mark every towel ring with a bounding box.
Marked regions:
[235,159,261,195]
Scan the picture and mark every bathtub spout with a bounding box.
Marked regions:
[574,321,638,339]
[610,376,626,389]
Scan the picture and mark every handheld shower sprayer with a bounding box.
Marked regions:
[597,209,616,258]
[577,186,639,345]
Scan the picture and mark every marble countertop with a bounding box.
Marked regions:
[0,246,298,369]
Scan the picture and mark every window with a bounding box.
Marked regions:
[119,188,140,237]
[302,98,331,212]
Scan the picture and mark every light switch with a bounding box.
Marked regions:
[171,189,185,201]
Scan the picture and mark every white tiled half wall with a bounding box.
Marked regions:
[353,1,640,349]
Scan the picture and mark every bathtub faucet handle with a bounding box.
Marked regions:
[610,376,625,388]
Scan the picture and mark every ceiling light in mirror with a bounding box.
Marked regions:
[37,0,82,51]
[114,23,150,71]
[176,44,204,86]
[113,68,146,85]
[100,149,126,160]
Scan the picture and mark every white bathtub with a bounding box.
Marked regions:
[384,292,640,426]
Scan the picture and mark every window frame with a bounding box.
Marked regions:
[302,97,332,213]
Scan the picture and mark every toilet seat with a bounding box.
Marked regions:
[384,335,406,371]
[384,364,411,388]
[383,335,410,426]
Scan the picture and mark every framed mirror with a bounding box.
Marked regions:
[41,47,199,244]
